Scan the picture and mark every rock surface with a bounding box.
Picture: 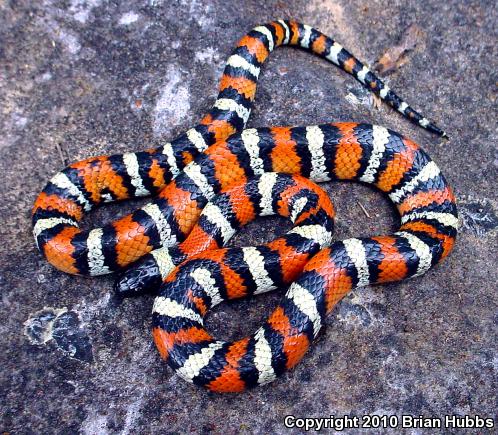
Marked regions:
[1,0,496,433]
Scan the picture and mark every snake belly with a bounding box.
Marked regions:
[32,20,447,276]
[147,123,458,392]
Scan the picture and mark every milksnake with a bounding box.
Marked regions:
[33,20,457,392]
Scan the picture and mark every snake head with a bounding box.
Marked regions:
[114,255,163,298]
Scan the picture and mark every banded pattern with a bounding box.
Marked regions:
[33,20,447,276]
[117,173,335,296]
[145,123,458,392]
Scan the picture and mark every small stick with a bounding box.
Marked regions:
[55,142,66,165]
[357,200,371,218]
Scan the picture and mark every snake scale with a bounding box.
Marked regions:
[33,20,457,392]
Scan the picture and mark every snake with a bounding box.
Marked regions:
[32,20,457,392]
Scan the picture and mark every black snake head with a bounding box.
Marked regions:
[114,255,163,298]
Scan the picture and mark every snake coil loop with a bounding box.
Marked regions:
[32,20,456,392]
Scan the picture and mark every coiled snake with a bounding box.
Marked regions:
[33,20,457,392]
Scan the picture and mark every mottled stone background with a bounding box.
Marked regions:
[1,0,497,433]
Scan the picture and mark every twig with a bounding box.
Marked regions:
[357,200,371,218]
[55,142,66,165]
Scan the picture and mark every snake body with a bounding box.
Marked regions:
[149,122,457,392]
[32,20,457,392]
